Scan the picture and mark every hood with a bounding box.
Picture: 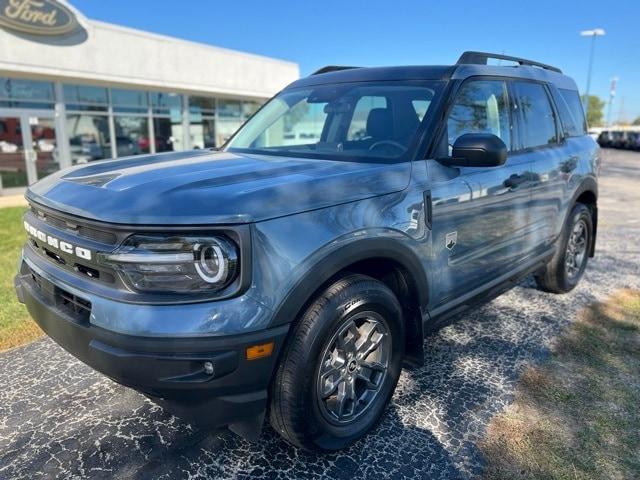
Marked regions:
[27,150,411,225]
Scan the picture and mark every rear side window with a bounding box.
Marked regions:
[514,82,557,149]
[557,89,588,136]
[447,80,512,150]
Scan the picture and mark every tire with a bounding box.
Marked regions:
[269,274,404,451]
[535,203,593,293]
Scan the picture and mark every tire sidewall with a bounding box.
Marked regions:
[291,278,404,450]
[559,204,592,290]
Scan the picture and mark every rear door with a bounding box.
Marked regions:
[545,87,593,238]
[429,78,534,307]
[511,81,571,252]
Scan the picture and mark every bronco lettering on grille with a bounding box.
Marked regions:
[24,220,92,261]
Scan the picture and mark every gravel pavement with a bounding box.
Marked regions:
[1,149,639,480]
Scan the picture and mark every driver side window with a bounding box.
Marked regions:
[447,80,511,151]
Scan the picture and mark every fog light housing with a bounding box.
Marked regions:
[203,361,215,375]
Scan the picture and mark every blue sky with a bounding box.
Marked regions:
[72,0,640,121]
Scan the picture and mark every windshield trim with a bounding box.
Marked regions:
[222,79,446,164]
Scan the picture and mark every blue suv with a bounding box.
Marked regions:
[15,52,598,451]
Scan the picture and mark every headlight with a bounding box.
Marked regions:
[98,234,238,294]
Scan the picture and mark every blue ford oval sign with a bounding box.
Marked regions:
[0,0,78,36]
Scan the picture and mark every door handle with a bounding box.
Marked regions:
[503,175,523,190]
[560,156,579,173]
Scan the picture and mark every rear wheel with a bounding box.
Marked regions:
[269,274,404,451]
[535,203,593,293]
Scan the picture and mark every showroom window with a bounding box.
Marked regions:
[113,116,150,156]
[217,99,242,146]
[151,92,184,152]
[64,83,111,165]
[111,88,150,155]
[63,84,108,112]
[0,77,54,109]
[111,88,149,114]
[66,114,112,165]
[189,95,216,149]
[242,101,260,120]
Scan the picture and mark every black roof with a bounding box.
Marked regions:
[289,65,456,89]
[287,52,577,91]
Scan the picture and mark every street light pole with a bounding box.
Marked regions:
[606,77,618,127]
[580,28,606,117]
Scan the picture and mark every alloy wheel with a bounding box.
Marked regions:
[316,311,391,424]
[565,218,588,279]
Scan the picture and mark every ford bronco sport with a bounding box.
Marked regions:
[15,52,599,451]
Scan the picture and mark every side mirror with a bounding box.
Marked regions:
[440,133,507,168]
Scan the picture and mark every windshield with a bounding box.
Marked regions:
[226,81,442,161]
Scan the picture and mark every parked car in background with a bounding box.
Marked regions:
[597,130,612,148]
[610,131,626,149]
[598,129,640,150]
[16,51,599,451]
[626,131,640,150]
[71,136,143,164]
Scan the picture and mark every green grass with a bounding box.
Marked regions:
[0,207,42,351]
[482,290,640,480]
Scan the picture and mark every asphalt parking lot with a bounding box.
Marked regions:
[1,149,639,480]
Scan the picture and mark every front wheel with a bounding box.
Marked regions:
[535,203,593,293]
[269,274,404,451]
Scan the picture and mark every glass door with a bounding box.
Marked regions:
[26,115,59,182]
[0,116,28,189]
[0,113,58,191]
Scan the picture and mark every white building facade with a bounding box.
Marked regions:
[0,0,299,193]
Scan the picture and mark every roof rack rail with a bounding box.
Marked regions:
[456,51,562,74]
[311,65,360,75]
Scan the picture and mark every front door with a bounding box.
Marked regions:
[0,112,58,191]
[428,78,533,308]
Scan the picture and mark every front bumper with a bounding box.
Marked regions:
[15,263,289,430]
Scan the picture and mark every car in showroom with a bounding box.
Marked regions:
[15,52,598,451]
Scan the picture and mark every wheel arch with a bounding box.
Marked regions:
[570,176,598,257]
[269,237,429,367]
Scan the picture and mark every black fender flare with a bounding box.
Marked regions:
[567,175,598,256]
[569,175,598,205]
[269,236,429,329]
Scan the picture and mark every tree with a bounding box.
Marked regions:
[633,116,640,126]
[581,95,605,127]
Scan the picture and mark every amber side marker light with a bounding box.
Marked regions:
[246,341,274,360]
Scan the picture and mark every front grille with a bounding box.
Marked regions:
[30,204,118,245]
[27,266,92,324]
[25,203,120,286]
[29,238,116,284]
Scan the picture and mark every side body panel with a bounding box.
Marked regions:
[427,155,533,308]
[250,162,431,321]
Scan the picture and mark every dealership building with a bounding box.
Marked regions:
[0,0,299,194]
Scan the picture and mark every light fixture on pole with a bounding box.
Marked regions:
[580,28,606,116]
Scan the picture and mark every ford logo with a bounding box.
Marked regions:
[0,0,78,36]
